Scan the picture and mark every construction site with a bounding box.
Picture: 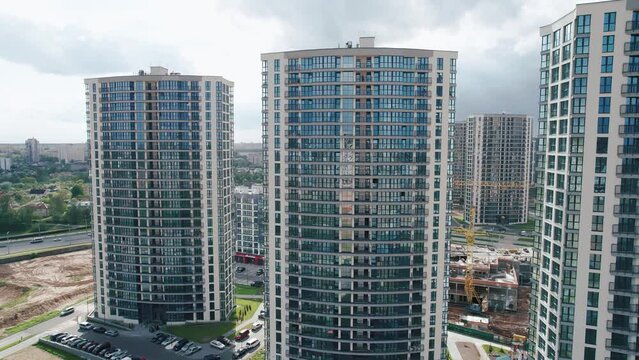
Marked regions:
[447,243,532,340]
[0,249,93,335]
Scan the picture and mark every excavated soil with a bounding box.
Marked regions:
[0,250,93,335]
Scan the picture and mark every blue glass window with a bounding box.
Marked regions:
[576,15,591,34]
[573,78,587,94]
[603,12,616,32]
[598,97,610,114]
[575,37,590,54]
[602,35,615,52]
[601,56,613,73]
[574,58,588,74]
[597,117,609,133]
[599,77,612,93]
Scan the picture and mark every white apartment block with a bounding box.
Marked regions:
[530,1,639,359]
[234,185,265,258]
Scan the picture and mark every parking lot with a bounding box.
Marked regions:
[49,313,265,360]
[235,262,264,286]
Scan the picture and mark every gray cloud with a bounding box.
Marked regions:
[0,14,188,76]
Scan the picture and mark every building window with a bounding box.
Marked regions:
[563,23,572,42]
[590,235,603,251]
[599,76,612,93]
[542,34,550,51]
[573,77,587,95]
[589,254,601,270]
[597,117,609,133]
[571,117,585,134]
[598,97,610,114]
[575,37,590,54]
[585,329,597,345]
[588,273,600,289]
[585,310,598,326]
[601,56,613,73]
[602,35,615,52]
[594,177,606,193]
[594,157,607,173]
[591,215,604,232]
[596,138,608,154]
[592,197,605,213]
[576,15,591,34]
[587,291,599,307]
[572,98,586,114]
[553,29,561,48]
[574,57,589,74]
[603,12,616,32]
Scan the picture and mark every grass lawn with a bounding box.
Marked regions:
[249,348,265,360]
[235,284,264,296]
[510,220,535,231]
[166,298,263,343]
[34,342,83,360]
[482,344,509,355]
[5,310,59,335]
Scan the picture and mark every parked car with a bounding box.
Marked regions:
[161,336,176,346]
[245,338,260,350]
[203,355,222,360]
[187,345,201,355]
[256,268,264,275]
[79,321,93,330]
[236,266,246,272]
[251,322,263,332]
[234,329,250,341]
[210,340,225,350]
[59,307,75,316]
[93,326,107,334]
[105,329,119,337]
[180,341,193,353]
[165,339,179,350]
[152,333,167,343]
[51,332,67,342]
[249,281,264,287]
[216,336,233,347]
[258,310,265,320]
[233,347,248,359]
[173,338,189,351]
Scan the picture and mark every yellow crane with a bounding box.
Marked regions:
[456,207,480,306]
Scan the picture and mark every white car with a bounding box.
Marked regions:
[180,342,193,353]
[161,336,176,346]
[210,340,225,350]
[165,339,179,350]
[251,322,263,332]
[246,337,260,349]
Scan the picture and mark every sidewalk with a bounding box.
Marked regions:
[223,302,264,337]
[448,330,511,360]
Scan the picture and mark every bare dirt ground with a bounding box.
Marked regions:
[4,346,61,360]
[0,250,93,335]
[449,286,531,340]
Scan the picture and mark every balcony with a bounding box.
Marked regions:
[616,164,639,176]
[623,62,639,75]
[618,145,639,157]
[624,41,639,55]
[622,84,639,96]
[620,104,639,115]
[608,301,639,315]
[620,125,639,136]
[609,283,639,295]
[611,244,639,255]
[615,185,639,197]
[609,262,639,276]
[626,20,639,33]
[606,339,637,353]
[612,224,639,235]
[614,204,639,216]
[607,320,639,334]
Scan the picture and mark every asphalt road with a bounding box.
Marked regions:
[0,232,92,256]
[235,263,265,286]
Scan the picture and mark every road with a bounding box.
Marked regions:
[0,232,91,256]
[0,298,94,359]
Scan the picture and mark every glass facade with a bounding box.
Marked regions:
[531,3,639,360]
[263,43,456,360]
[85,69,235,325]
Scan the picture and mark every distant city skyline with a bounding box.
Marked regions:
[0,0,597,143]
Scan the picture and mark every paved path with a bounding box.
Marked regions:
[448,330,513,360]
[0,299,93,359]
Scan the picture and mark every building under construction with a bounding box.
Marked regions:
[448,244,532,311]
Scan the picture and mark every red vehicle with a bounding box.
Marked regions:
[234,329,250,342]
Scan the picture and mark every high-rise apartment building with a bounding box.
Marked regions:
[234,185,265,259]
[451,121,467,206]
[530,1,639,359]
[262,37,456,360]
[84,66,235,324]
[25,138,40,163]
[459,114,532,224]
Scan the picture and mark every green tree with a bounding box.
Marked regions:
[49,193,67,222]
[70,184,84,198]
[65,205,90,225]
[0,182,11,191]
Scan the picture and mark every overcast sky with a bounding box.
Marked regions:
[0,0,593,143]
